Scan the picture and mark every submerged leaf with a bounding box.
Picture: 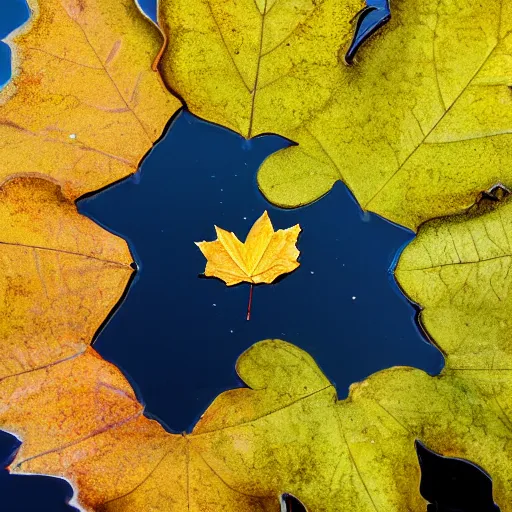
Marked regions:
[195,211,301,286]
[162,0,512,229]
[0,0,180,198]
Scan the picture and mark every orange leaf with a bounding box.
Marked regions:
[195,211,301,286]
[0,177,133,379]
[0,0,180,198]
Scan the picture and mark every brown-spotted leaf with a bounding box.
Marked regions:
[0,0,180,198]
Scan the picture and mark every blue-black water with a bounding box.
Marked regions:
[0,1,497,510]
[0,0,29,89]
[78,109,443,432]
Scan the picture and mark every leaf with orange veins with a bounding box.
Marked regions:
[0,176,134,380]
[195,211,301,286]
[0,0,180,198]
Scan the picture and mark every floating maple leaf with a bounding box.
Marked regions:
[195,211,301,319]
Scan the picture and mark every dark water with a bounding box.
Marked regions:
[0,0,29,88]
[0,0,497,510]
[79,110,443,432]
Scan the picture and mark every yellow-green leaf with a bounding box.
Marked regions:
[159,0,363,138]
[161,0,512,229]
[396,190,512,371]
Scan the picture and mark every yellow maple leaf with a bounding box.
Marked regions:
[195,211,301,319]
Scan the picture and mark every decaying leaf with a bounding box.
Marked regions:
[0,0,180,198]
[195,211,301,286]
[161,0,512,229]
[4,333,512,511]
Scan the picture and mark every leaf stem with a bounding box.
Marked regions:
[247,283,254,321]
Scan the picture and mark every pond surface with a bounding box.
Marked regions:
[79,109,443,432]
[0,0,497,510]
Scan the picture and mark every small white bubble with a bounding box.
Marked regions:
[211,175,216,178]
[230,330,234,333]
[310,271,315,275]
[352,296,356,300]
[220,188,224,192]
[212,303,217,307]
[243,217,247,220]
[69,133,76,139]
